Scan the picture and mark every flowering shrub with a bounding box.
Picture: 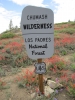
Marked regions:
[67,83,75,97]
[64,73,75,97]
[13,54,36,67]
[4,42,23,54]
[0,55,5,61]
[59,70,69,87]
[0,32,15,39]
[45,55,66,74]
[72,53,75,62]
[0,79,6,89]
[15,69,38,88]
[70,64,75,72]
[59,72,75,97]
[71,73,75,82]
[61,28,75,35]
[54,34,75,55]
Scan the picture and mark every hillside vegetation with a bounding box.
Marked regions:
[0,21,75,100]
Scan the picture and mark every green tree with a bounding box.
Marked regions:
[20,22,21,28]
[68,20,70,22]
[15,25,18,29]
[14,25,18,33]
[9,19,13,32]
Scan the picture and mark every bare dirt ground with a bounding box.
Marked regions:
[0,66,35,100]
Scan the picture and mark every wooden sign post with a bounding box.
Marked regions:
[37,59,44,95]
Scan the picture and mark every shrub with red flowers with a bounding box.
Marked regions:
[59,72,75,97]
[60,70,69,86]
[4,42,23,54]
[0,55,5,61]
[54,34,75,55]
[0,39,36,67]
[67,84,75,97]
[13,54,36,67]
[0,79,6,90]
[45,55,66,75]
[71,73,75,82]
[15,69,38,89]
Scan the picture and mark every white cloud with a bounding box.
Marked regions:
[9,0,48,7]
[0,6,21,33]
[53,0,75,23]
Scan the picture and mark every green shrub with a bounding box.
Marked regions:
[0,32,15,39]
[70,64,75,72]
[65,44,75,51]
[0,52,36,68]
[0,53,12,65]
[11,66,21,74]
[12,54,36,68]
[54,33,61,39]
[6,49,11,54]
[60,48,67,56]
[0,68,6,77]
[56,61,66,70]
[55,22,68,25]
[54,28,75,35]
[16,69,38,89]
[54,30,61,34]
[59,28,75,34]
[47,60,65,73]
[68,85,75,97]
[0,45,4,49]
[69,22,75,26]
[72,53,75,61]
[0,79,9,90]
[70,54,75,62]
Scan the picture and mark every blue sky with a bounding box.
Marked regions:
[0,0,56,14]
[0,0,75,33]
[0,0,25,12]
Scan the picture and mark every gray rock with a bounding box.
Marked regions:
[47,80,63,89]
[31,92,44,100]
[31,92,37,99]
[31,86,54,99]
[44,86,54,96]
